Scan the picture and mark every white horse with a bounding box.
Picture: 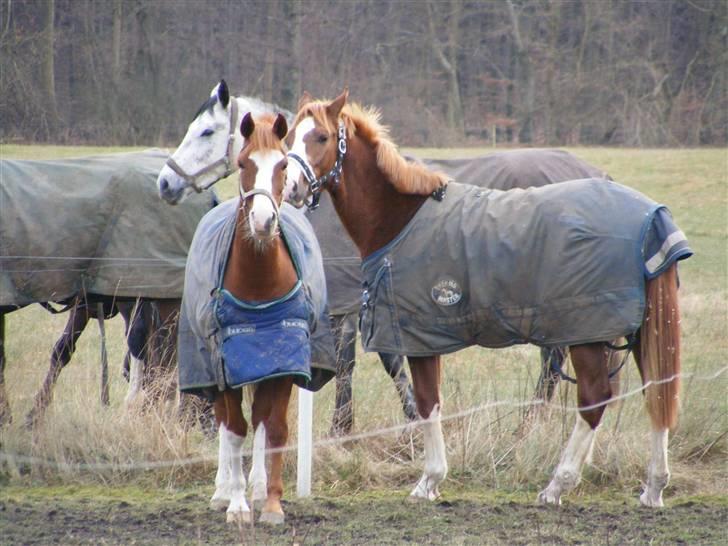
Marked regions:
[157,81,291,205]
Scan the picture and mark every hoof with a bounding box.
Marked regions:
[209,497,229,511]
[226,509,252,524]
[259,511,285,525]
[408,487,440,502]
[639,491,664,508]
[537,487,562,506]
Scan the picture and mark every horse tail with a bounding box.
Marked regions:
[640,263,681,430]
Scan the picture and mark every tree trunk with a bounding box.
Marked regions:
[39,0,57,137]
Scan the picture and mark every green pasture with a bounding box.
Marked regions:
[1,145,726,506]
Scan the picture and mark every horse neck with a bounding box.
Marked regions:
[222,204,298,302]
[329,135,427,258]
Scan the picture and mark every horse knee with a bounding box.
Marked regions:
[265,420,289,447]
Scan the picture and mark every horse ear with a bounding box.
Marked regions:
[326,88,348,120]
[273,113,288,141]
[217,79,230,108]
[240,112,255,139]
[297,91,314,112]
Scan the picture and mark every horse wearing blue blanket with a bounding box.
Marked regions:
[178,112,334,525]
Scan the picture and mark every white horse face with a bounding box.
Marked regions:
[238,113,289,242]
[157,81,240,205]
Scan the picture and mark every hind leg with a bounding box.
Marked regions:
[539,343,611,505]
[631,330,670,507]
[330,314,357,436]
[211,389,251,523]
[119,301,146,407]
[381,353,418,422]
[27,301,89,427]
[252,376,294,525]
[408,355,447,501]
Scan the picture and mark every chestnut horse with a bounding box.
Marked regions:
[200,112,296,524]
[284,90,689,508]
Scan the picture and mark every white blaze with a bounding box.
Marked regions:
[248,149,284,234]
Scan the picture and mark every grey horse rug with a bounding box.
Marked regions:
[306,149,609,316]
[0,150,214,306]
[178,199,336,396]
[359,179,692,356]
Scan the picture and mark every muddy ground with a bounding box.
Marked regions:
[1,486,726,545]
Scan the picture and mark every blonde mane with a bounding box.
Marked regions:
[295,101,448,195]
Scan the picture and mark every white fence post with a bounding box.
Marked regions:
[296,387,313,497]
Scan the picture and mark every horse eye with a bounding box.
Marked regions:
[201,129,214,137]
[281,163,287,171]
[317,134,328,144]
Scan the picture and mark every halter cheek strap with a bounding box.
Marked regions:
[287,121,347,211]
[165,99,239,193]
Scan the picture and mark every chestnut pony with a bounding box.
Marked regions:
[209,112,295,524]
[285,91,684,508]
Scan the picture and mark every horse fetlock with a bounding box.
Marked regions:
[640,471,669,508]
[209,489,231,511]
[249,479,267,502]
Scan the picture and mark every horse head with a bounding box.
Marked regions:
[237,112,289,242]
[285,89,348,209]
[158,80,242,205]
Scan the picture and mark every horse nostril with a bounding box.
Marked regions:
[264,216,274,232]
[160,178,170,192]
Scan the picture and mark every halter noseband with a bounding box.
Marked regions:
[165,99,239,193]
[238,185,282,241]
[287,121,347,210]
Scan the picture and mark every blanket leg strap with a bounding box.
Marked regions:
[97,302,110,406]
[551,334,635,385]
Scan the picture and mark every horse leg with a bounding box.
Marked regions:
[147,300,180,403]
[26,301,89,428]
[211,389,251,523]
[538,342,611,505]
[120,300,146,407]
[408,355,447,501]
[381,353,418,422]
[248,387,268,503]
[252,376,294,525]
[330,314,356,436]
[636,264,681,507]
[0,314,11,426]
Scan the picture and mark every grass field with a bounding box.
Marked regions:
[1,145,726,544]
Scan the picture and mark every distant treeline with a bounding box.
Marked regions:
[1,0,725,147]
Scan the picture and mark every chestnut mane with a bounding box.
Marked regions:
[294,101,448,195]
[245,113,286,151]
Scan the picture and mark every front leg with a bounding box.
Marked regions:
[211,391,250,523]
[253,377,294,525]
[408,355,448,501]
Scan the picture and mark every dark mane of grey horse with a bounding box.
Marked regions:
[193,95,219,121]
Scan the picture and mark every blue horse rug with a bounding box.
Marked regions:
[178,198,335,396]
[359,179,692,356]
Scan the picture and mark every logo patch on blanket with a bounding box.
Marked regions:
[215,287,312,389]
[431,278,462,306]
